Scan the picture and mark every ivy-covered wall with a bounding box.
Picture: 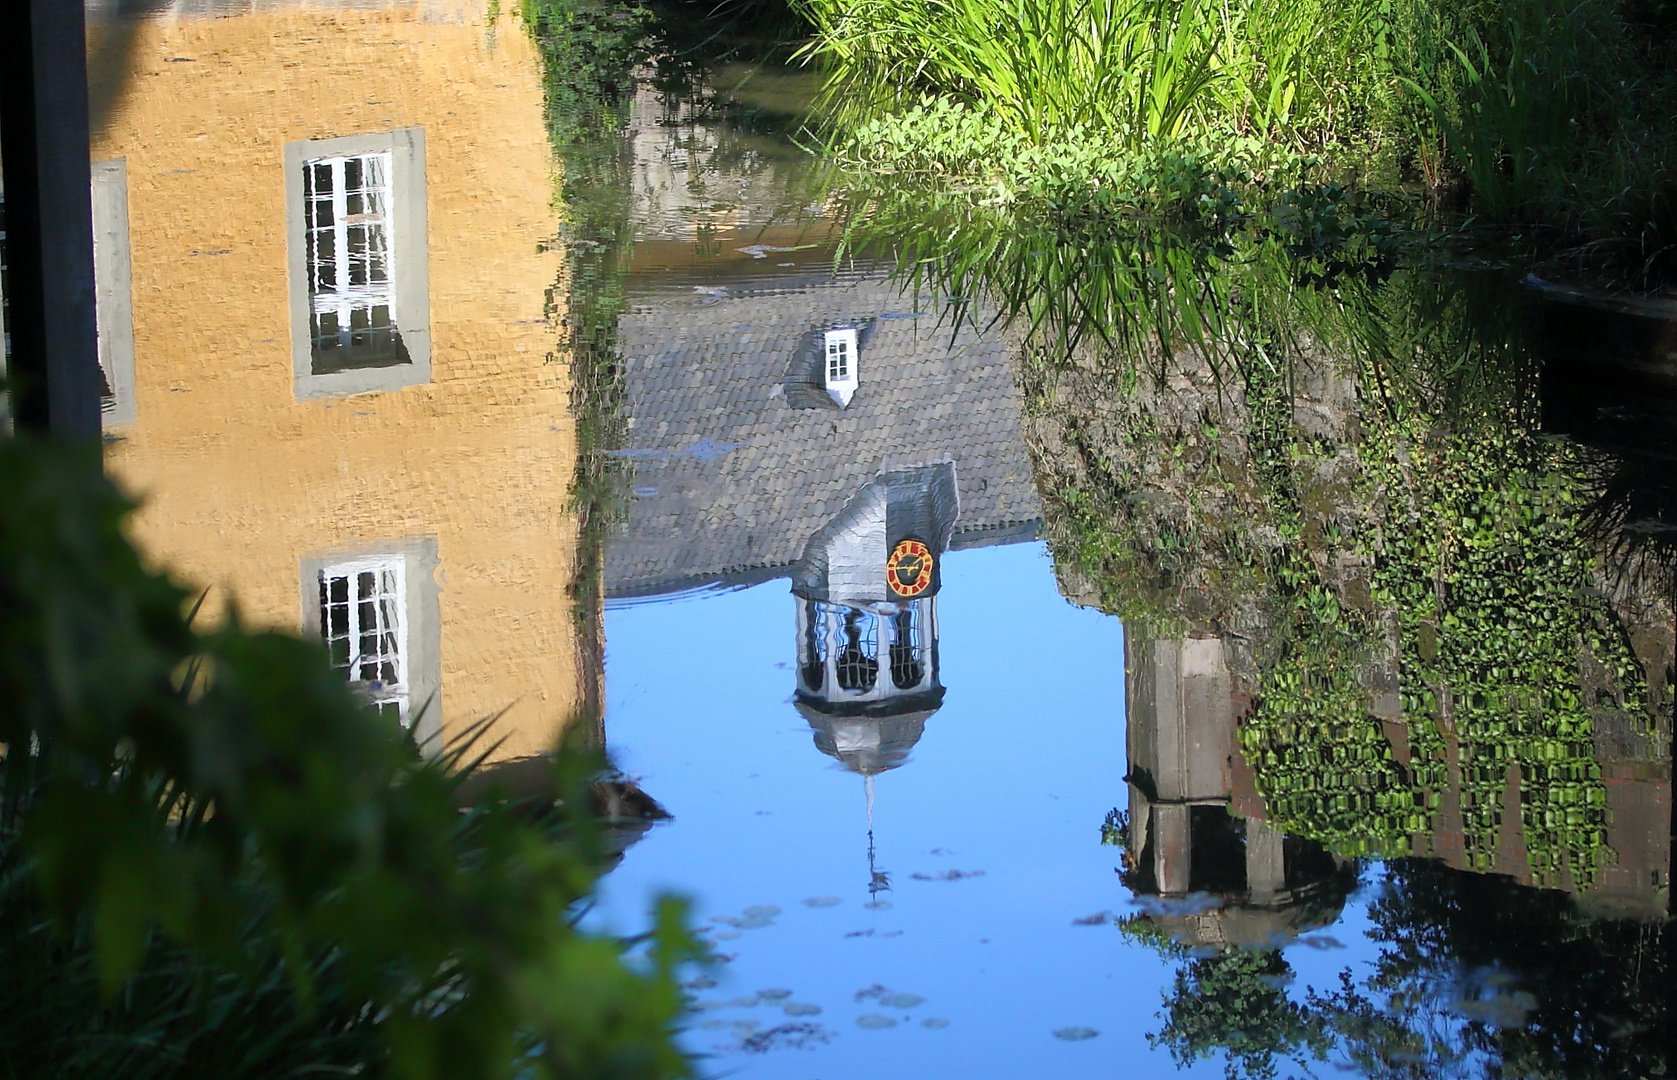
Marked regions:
[1021,265,1673,899]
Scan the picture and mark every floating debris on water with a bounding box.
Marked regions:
[740,1022,832,1052]
[1053,1027,1099,1041]
[856,1014,898,1029]
[1297,935,1345,950]
[802,896,843,908]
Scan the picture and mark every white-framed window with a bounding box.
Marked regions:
[826,331,850,380]
[823,327,859,408]
[285,128,429,399]
[304,152,398,371]
[317,556,409,725]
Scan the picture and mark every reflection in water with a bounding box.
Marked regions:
[1018,262,1671,914]
[791,464,958,903]
[1122,636,1356,947]
[87,0,598,763]
[46,0,1677,1074]
[1003,230,1675,1071]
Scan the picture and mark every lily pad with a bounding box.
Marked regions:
[856,1014,898,1029]
[921,1018,951,1029]
[802,896,843,908]
[783,1002,822,1017]
[1054,1027,1099,1041]
[756,988,793,1002]
[863,900,893,910]
[714,930,743,940]
[742,905,782,918]
[880,993,925,1009]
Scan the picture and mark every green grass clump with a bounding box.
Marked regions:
[805,0,1677,287]
[797,0,1379,150]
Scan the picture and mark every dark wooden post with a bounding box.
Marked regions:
[1,0,103,437]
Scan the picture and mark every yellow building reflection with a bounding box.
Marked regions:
[90,0,595,762]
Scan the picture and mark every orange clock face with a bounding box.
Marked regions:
[886,538,935,597]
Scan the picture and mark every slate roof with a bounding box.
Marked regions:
[605,264,1042,600]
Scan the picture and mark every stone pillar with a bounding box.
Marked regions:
[1154,802,1192,896]
[1246,819,1287,903]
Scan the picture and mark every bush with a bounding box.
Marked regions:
[0,437,695,1080]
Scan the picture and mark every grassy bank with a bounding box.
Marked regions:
[801,0,1677,288]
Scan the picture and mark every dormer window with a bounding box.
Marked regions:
[824,328,859,408]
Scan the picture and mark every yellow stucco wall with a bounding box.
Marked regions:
[93,0,589,761]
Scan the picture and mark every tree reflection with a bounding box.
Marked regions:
[1154,948,1331,1080]
[834,164,1675,1080]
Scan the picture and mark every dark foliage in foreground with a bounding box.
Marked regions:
[0,438,694,1080]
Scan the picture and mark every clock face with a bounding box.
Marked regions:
[886,538,935,597]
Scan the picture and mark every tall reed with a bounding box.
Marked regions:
[796,0,1381,150]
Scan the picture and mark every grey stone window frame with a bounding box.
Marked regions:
[301,536,443,752]
[284,128,430,399]
[92,159,137,426]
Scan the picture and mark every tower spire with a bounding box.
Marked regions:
[865,773,890,902]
